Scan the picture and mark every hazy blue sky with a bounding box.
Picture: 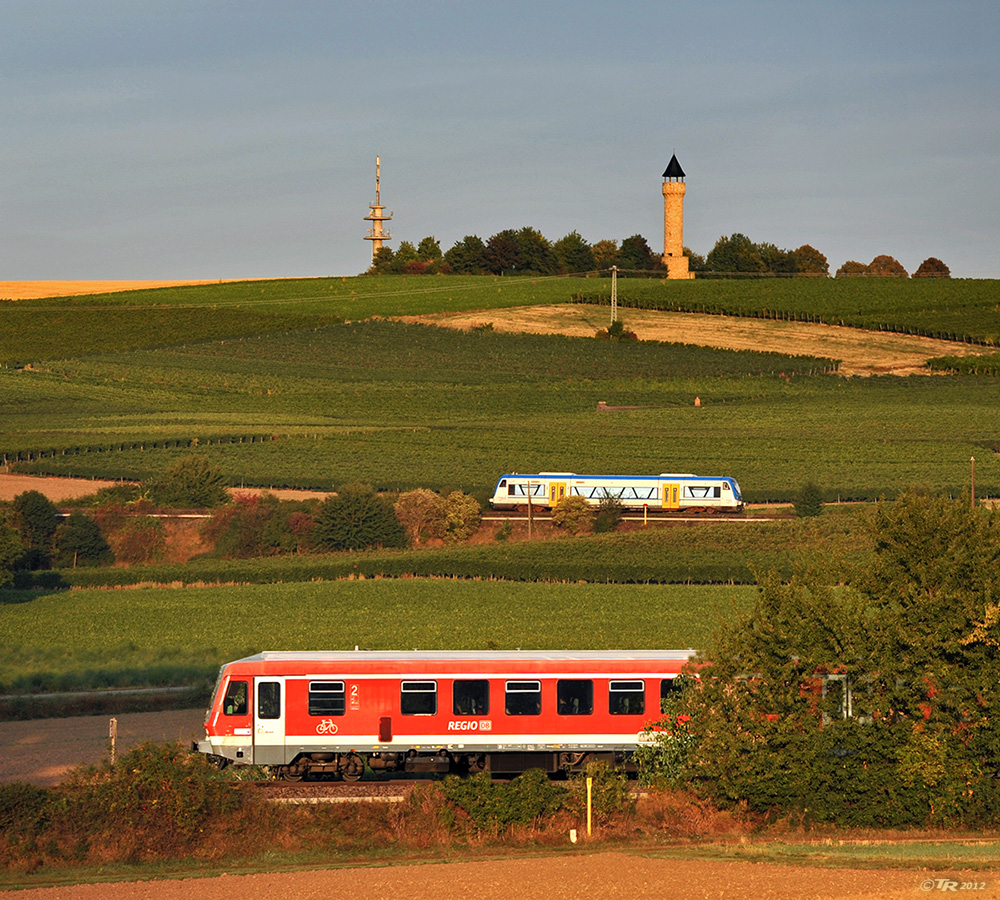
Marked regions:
[4,0,998,279]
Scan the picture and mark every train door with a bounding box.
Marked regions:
[253,677,286,765]
[662,483,680,509]
[548,482,566,508]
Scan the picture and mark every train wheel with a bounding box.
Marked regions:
[341,752,365,782]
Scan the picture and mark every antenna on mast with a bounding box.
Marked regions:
[364,155,393,263]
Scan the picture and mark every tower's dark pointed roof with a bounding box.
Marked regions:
[662,154,685,179]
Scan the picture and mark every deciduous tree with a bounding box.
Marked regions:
[618,234,660,271]
[867,254,908,277]
[788,244,829,276]
[0,521,22,586]
[53,512,113,567]
[484,229,521,274]
[913,257,951,278]
[150,455,229,508]
[553,231,595,274]
[313,483,407,551]
[705,233,766,274]
[12,490,60,569]
[655,490,1000,826]
[591,239,620,270]
[444,235,487,274]
[835,259,868,277]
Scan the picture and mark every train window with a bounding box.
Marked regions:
[609,680,645,715]
[723,482,731,491]
[257,682,281,720]
[453,679,489,716]
[401,681,437,715]
[557,680,593,716]
[223,680,248,716]
[505,680,542,716]
[308,681,346,716]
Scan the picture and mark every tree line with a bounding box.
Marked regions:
[638,489,1000,827]
[368,229,950,279]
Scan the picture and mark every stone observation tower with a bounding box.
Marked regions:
[364,156,393,262]
[661,154,693,279]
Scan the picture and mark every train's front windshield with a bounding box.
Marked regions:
[206,667,226,723]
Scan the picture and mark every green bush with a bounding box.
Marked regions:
[633,684,697,787]
[441,769,563,830]
[551,495,594,534]
[0,781,54,835]
[12,490,59,568]
[203,493,301,558]
[565,761,633,824]
[148,454,229,508]
[442,490,482,543]
[61,742,242,851]
[0,520,22,587]
[313,483,407,551]
[794,481,824,517]
[53,511,114,568]
[108,516,167,564]
[594,494,624,533]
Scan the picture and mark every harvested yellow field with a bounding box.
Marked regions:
[0,280,240,300]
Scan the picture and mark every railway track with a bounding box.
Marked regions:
[481,510,790,524]
[245,779,416,804]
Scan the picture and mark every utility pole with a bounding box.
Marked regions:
[971,456,976,508]
[610,265,617,325]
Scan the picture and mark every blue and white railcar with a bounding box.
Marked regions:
[489,472,744,512]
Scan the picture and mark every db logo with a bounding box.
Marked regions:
[447,720,492,732]
[316,719,339,735]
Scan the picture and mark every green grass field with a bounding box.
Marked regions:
[2,275,999,697]
[0,580,753,693]
[3,316,998,500]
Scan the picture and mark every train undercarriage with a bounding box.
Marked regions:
[243,749,632,781]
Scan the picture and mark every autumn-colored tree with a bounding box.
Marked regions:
[867,254,908,277]
[835,259,869,277]
[913,257,951,278]
[591,239,620,270]
[394,488,447,544]
[787,244,829,276]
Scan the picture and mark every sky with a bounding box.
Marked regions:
[3,0,998,279]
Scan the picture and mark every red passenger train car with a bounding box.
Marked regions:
[195,649,694,779]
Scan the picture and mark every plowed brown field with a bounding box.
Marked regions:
[10,851,995,899]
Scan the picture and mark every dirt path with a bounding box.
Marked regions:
[406,304,985,376]
[0,709,206,786]
[11,851,993,899]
